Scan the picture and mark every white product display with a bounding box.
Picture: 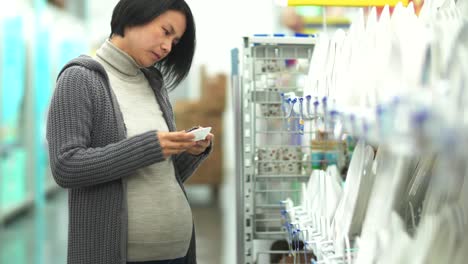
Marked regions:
[236,0,468,263]
[275,1,468,264]
[188,127,211,141]
[324,166,343,224]
[333,140,375,255]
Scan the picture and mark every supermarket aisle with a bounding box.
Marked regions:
[0,168,237,264]
[0,191,68,264]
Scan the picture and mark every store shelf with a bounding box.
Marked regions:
[256,130,316,134]
[304,17,352,31]
[255,232,286,240]
[256,175,311,180]
[0,181,60,225]
[248,36,316,45]
[237,36,316,264]
[255,204,284,209]
[0,142,20,159]
[276,0,409,7]
[304,17,351,26]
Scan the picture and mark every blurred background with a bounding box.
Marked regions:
[0,0,434,263]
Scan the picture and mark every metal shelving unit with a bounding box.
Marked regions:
[234,36,316,264]
[277,0,409,7]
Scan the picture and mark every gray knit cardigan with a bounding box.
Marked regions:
[46,55,210,264]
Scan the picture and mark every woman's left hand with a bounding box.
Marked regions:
[186,133,214,156]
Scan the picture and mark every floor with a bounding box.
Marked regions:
[0,169,237,264]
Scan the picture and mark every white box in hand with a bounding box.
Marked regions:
[188,127,212,141]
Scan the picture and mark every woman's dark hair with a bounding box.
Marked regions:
[110,0,195,90]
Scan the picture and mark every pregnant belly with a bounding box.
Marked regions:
[127,182,193,244]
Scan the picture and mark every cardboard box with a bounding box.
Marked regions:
[174,100,223,132]
[174,100,224,186]
[198,66,227,113]
[186,145,223,186]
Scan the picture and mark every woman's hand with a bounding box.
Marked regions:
[186,133,214,156]
[157,131,196,158]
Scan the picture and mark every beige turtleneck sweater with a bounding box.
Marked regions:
[95,40,193,261]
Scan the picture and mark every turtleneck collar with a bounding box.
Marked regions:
[96,39,143,78]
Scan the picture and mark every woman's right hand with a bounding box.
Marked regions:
[157,131,196,158]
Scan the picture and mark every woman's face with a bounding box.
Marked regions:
[119,10,186,67]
